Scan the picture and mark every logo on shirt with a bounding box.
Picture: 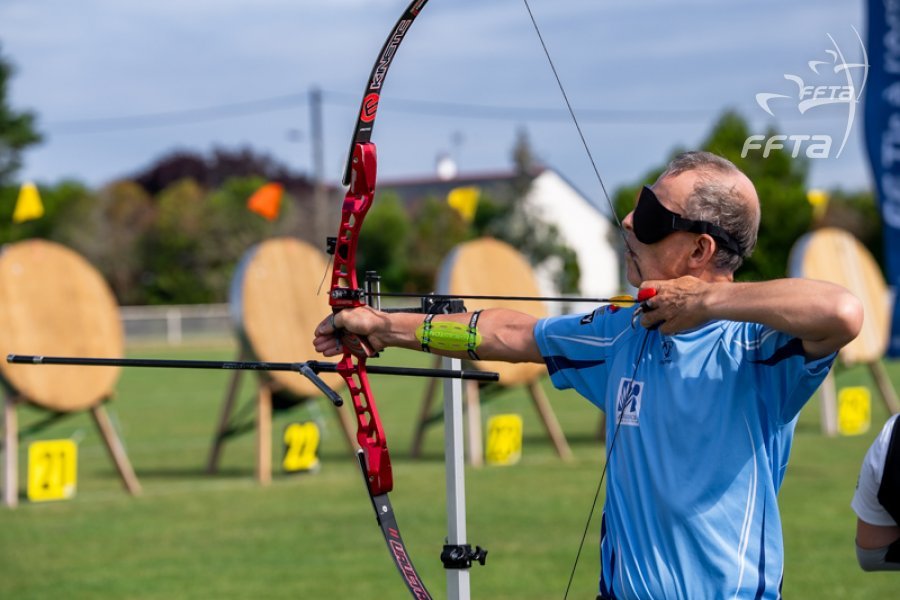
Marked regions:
[580,311,595,325]
[661,339,674,363]
[615,378,642,426]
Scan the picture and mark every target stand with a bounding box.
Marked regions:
[790,228,900,435]
[0,240,140,507]
[206,238,355,484]
[410,238,572,466]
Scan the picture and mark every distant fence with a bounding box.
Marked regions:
[120,304,234,346]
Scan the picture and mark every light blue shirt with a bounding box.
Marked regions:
[534,306,835,599]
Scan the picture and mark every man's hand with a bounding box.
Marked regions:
[313,306,394,357]
[639,276,712,334]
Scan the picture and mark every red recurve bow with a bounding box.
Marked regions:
[327,1,434,598]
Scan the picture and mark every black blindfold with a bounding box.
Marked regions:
[632,186,743,255]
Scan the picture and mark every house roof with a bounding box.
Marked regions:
[376,167,543,208]
[375,165,613,223]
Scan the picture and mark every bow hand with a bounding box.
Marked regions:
[314,306,393,358]
[334,319,379,359]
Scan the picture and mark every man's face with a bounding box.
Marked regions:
[621,172,701,286]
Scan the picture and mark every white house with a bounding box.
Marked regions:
[522,168,622,314]
[379,164,622,315]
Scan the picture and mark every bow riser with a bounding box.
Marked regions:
[330,141,394,496]
[338,356,393,495]
[331,143,377,310]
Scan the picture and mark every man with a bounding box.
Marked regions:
[852,413,900,571]
[314,151,862,598]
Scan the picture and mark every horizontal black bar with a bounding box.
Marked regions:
[370,291,637,304]
[6,355,499,382]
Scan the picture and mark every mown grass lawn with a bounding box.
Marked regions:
[0,342,896,598]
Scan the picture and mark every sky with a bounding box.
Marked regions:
[0,0,872,210]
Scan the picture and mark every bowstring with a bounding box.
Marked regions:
[520,2,651,595]
[521,0,635,258]
[562,326,652,599]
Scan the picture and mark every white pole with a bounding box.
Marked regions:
[166,308,182,346]
[443,355,470,600]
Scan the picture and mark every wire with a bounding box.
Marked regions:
[46,88,766,135]
[48,93,309,134]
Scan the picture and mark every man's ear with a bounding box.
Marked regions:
[688,234,717,268]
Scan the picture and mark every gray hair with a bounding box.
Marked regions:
[659,151,759,272]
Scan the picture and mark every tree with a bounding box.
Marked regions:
[68,180,157,305]
[406,196,470,291]
[357,193,413,292]
[0,46,42,186]
[612,111,812,282]
[0,179,93,244]
[140,179,216,303]
[131,146,313,197]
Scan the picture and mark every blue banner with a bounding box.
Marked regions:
[865,2,900,356]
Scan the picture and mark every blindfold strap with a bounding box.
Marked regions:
[671,215,743,255]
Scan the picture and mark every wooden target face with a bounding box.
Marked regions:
[231,237,343,397]
[437,237,548,386]
[0,240,123,411]
[789,227,888,364]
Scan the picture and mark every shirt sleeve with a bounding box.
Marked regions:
[852,416,900,527]
[533,307,629,411]
[744,324,836,425]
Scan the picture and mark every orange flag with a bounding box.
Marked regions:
[247,182,284,221]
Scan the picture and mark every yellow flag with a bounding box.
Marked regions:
[13,181,44,223]
[806,189,829,221]
[447,186,480,223]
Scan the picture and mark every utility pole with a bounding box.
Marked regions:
[309,87,328,241]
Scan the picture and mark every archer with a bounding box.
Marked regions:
[315,151,862,599]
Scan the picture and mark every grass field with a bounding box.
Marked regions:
[0,341,897,599]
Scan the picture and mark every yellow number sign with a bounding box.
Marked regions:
[838,386,871,436]
[283,422,320,473]
[486,414,523,466]
[27,439,77,502]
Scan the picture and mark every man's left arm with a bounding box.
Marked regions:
[638,276,863,359]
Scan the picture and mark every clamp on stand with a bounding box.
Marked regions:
[441,543,488,570]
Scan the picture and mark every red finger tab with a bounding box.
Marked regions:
[637,287,657,302]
